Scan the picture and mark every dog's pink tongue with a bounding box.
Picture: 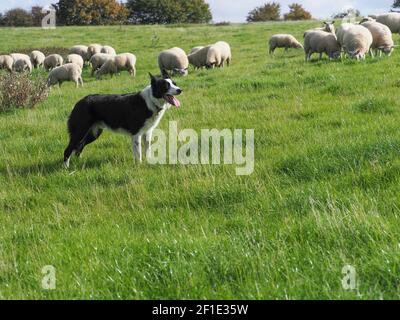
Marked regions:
[172,96,181,108]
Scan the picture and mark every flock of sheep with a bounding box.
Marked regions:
[269,12,400,61]
[0,40,232,88]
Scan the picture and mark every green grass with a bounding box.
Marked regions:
[1,21,400,299]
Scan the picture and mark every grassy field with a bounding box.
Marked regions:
[1,21,400,300]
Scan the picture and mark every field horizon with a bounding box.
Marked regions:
[1,21,400,299]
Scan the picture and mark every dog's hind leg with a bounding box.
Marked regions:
[64,124,94,168]
[75,126,103,158]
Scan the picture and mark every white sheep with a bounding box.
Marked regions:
[376,12,400,34]
[69,45,89,62]
[101,45,117,56]
[269,34,303,54]
[206,41,232,68]
[87,44,102,60]
[341,24,373,60]
[187,45,212,69]
[304,21,336,38]
[361,21,395,56]
[44,54,64,71]
[13,59,33,73]
[90,53,113,76]
[47,63,83,88]
[304,30,341,61]
[158,47,189,77]
[30,50,45,68]
[0,55,13,73]
[190,46,204,54]
[10,54,33,73]
[96,53,137,79]
[66,54,84,69]
[336,23,354,47]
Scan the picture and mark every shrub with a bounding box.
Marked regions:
[0,73,49,113]
[247,2,281,22]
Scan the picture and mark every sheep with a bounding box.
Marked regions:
[341,24,373,60]
[44,54,64,71]
[304,21,336,38]
[47,63,83,88]
[90,53,113,76]
[269,34,303,54]
[336,23,354,47]
[360,17,375,23]
[30,50,45,68]
[95,53,137,79]
[101,45,117,56]
[0,55,13,73]
[87,44,102,60]
[13,59,33,73]
[304,30,341,61]
[376,12,400,34]
[190,46,204,54]
[158,47,189,77]
[361,21,395,56]
[206,41,232,68]
[10,54,33,73]
[187,45,212,69]
[69,45,89,62]
[66,54,84,69]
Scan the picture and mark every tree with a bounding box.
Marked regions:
[393,0,400,11]
[247,2,281,22]
[284,3,312,21]
[31,6,44,27]
[126,0,212,24]
[2,8,34,27]
[54,0,129,25]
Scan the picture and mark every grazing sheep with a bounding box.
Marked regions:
[66,54,84,69]
[30,50,45,68]
[361,21,395,56]
[95,59,118,79]
[69,45,89,61]
[10,54,33,73]
[47,63,83,88]
[341,24,373,60]
[304,21,336,38]
[44,54,64,71]
[304,30,341,61]
[336,23,355,47]
[101,45,117,56]
[96,53,137,79]
[158,47,189,77]
[360,17,375,23]
[87,44,102,60]
[376,12,400,34]
[0,55,13,73]
[90,53,113,76]
[187,45,212,69]
[206,41,232,68]
[269,34,303,54]
[13,59,33,73]
[190,46,204,54]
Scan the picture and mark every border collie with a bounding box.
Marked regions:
[63,73,182,168]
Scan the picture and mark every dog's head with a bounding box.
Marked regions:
[149,71,182,108]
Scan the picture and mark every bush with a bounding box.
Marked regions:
[284,3,312,21]
[247,2,281,22]
[0,73,49,113]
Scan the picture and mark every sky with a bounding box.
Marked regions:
[0,0,395,22]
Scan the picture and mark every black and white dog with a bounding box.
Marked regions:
[63,73,182,168]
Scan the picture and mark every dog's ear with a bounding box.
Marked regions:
[162,69,171,79]
[149,73,156,83]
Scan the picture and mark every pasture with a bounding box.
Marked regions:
[1,21,400,299]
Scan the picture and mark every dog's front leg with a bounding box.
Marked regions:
[133,135,142,163]
[144,131,153,161]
